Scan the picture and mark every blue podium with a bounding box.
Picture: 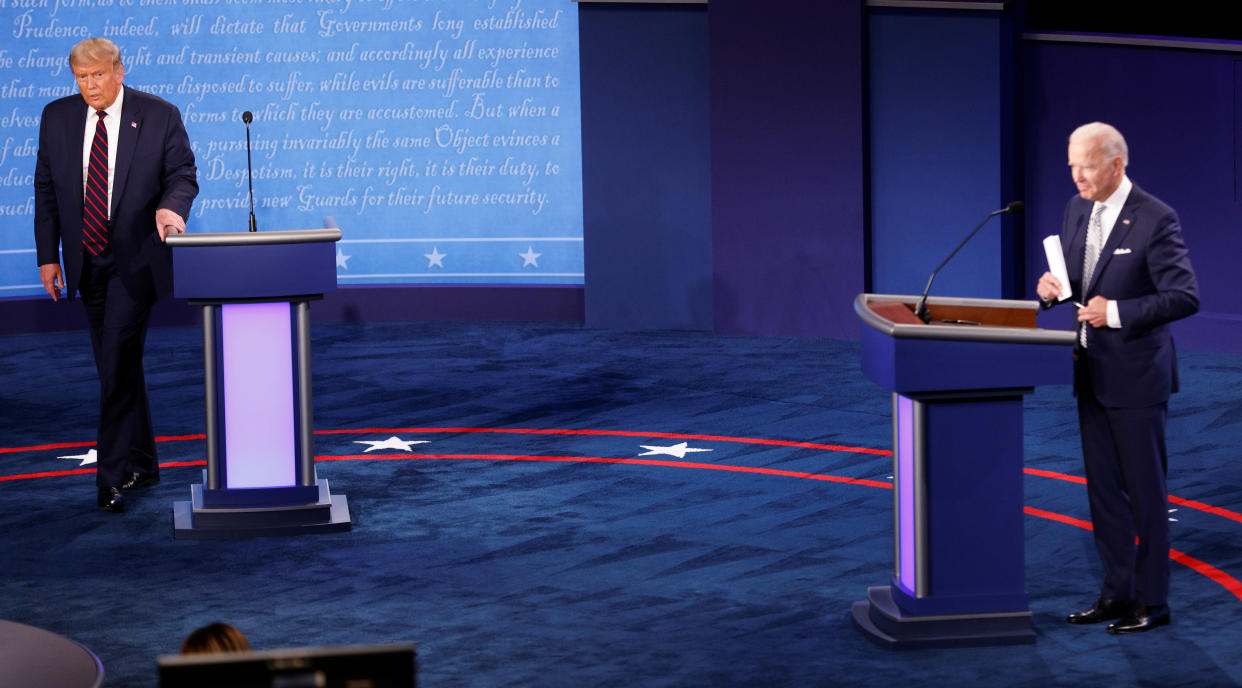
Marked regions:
[166,229,351,538]
[851,294,1075,647]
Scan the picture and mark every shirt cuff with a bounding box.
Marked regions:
[1106,299,1121,328]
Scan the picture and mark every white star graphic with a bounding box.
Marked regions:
[58,449,97,466]
[519,246,541,268]
[336,247,351,269]
[638,442,712,460]
[354,436,429,453]
[424,247,446,268]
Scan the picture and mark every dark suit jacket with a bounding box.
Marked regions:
[1058,183,1199,408]
[34,86,197,303]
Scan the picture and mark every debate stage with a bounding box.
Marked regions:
[2,321,1240,686]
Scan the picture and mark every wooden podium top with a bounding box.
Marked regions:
[855,293,1075,345]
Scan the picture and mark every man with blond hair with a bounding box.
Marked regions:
[1036,122,1198,633]
[34,38,198,513]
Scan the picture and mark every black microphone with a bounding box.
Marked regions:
[241,110,258,232]
[912,201,1024,324]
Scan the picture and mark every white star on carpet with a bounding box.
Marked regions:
[425,247,446,268]
[519,246,541,268]
[638,442,712,459]
[354,436,429,453]
[58,449,97,466]
[336,247,352,269]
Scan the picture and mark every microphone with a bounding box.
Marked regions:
[912,201,1024,324]
[241,110,258,232]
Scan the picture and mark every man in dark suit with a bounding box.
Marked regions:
[34,38,198,513]
[1037,122,1198,634]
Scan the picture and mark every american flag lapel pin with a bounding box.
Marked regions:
[131,121,138,128]
[1122,219,1131,225]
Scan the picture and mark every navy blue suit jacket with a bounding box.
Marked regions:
[34,86,198,303]
[1059,184,1199,408]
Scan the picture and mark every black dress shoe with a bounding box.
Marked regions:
[1066,598,1134,624]
[96,487,125,513]
[120,472,160,491]
[1108,604,1171,634]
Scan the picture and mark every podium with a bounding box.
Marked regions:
[166,229,351,538]
[851,294,1075,647]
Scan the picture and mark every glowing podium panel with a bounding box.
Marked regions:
[852,294,1075,648]
[167,229,350,538]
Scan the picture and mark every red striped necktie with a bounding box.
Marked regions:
[83,109,109,255]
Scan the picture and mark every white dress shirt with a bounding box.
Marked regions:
[1090,174,1132,329]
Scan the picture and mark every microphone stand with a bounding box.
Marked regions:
[242,110,258,232]
[913,201,1023,324]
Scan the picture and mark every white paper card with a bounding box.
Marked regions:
[1042,235,1073,300]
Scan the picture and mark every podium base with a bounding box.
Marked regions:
[172,478,352,539]
[851,586,1035,649]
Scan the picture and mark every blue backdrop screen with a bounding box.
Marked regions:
[0,0,583,295]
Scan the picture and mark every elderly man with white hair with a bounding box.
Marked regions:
[1036,122,1199,634]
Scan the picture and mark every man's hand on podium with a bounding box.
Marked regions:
[156,208,186,242]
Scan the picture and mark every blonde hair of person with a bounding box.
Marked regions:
[69,38,123,70]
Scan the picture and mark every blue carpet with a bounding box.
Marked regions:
[1,321,1240,686]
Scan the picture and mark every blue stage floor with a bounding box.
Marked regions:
[1,321,1240,686]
